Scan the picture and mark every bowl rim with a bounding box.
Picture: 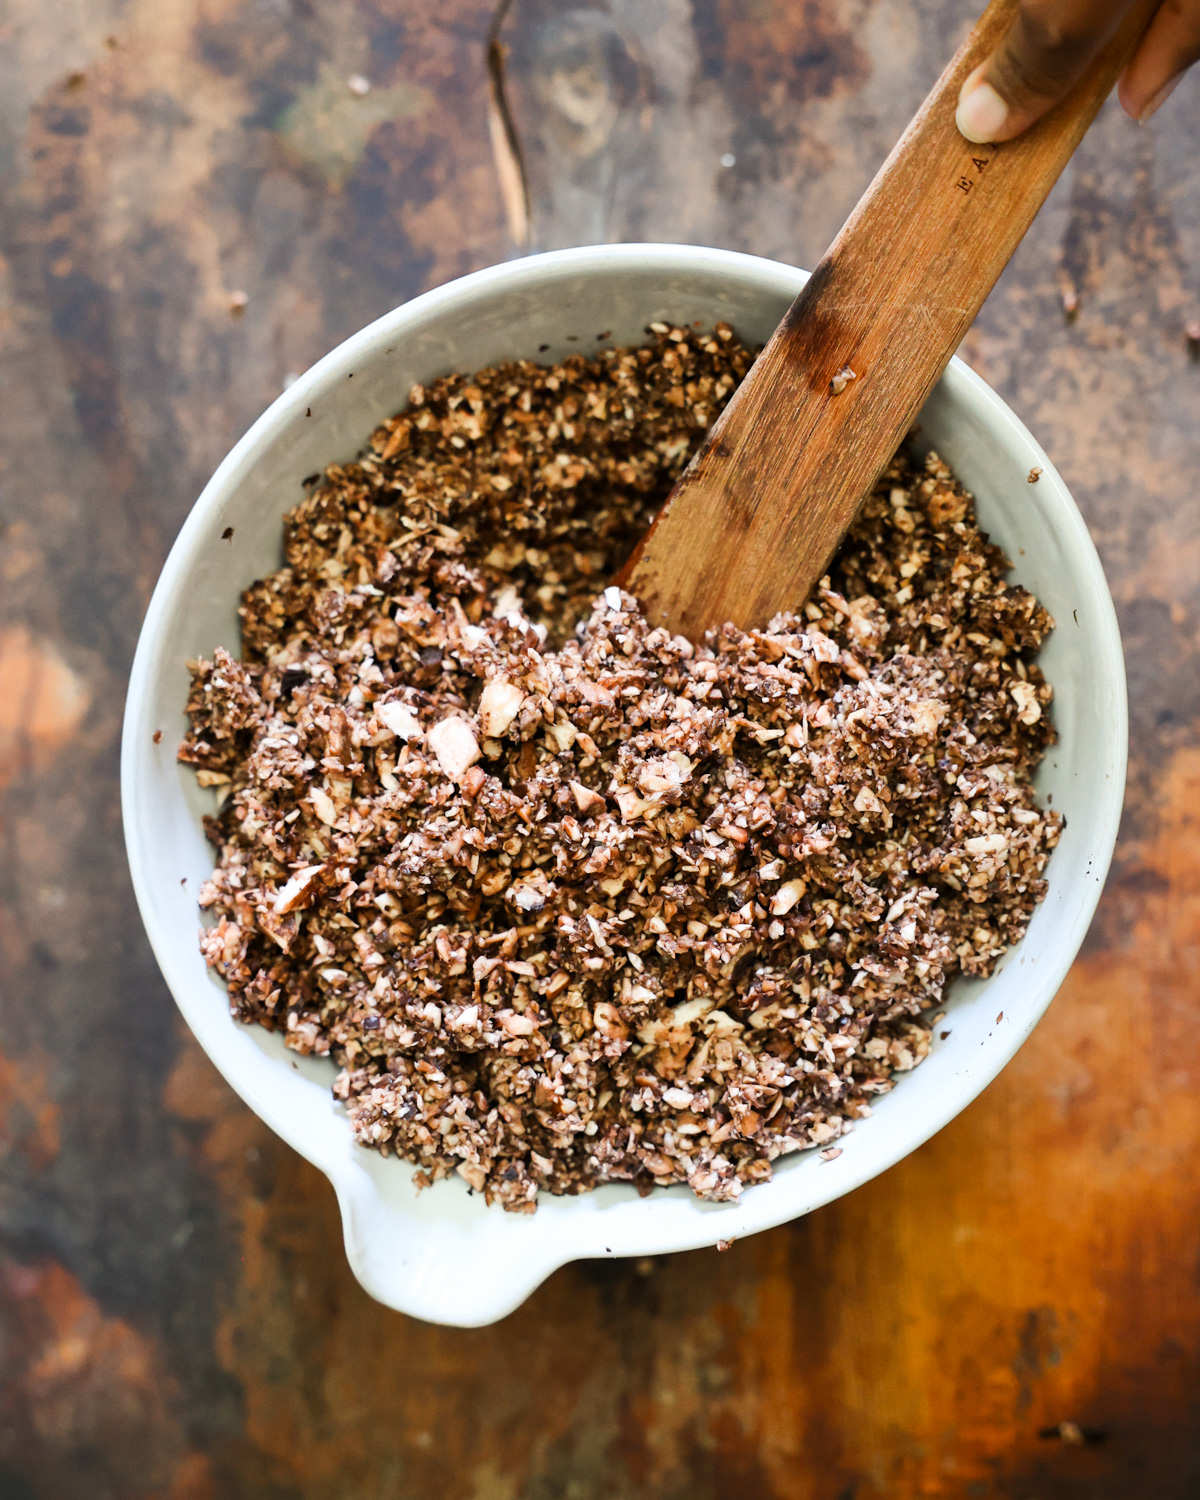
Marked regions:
[122,242,1128,1324]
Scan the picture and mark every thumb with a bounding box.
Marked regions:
[956,0,1135,142]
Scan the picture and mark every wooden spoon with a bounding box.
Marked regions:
[619,0,1157,638]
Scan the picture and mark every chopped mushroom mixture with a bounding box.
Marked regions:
[180,324,1060,1212]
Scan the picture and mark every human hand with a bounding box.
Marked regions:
[956,0,1200,141]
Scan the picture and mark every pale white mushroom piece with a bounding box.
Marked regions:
[1010,680,1042,724]
[377,700,423,740]
[273,864,325,915]
[427,716,481,780]
[770,878,806,916]
[309,786,338,826]
[909,698,946,736]
[478,679,525,738]
[569,780,606,815]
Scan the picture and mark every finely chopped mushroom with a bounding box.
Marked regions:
[179,325,1060,1213]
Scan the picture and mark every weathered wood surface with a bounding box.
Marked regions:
[0,1,1198,1495]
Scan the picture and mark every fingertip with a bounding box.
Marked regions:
[956,79,1009,143]
[1116,70,1143,120]
[1117,69,1183,123]
[1137,72,1185,121]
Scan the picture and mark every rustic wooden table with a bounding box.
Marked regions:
[2,1,1198,1495]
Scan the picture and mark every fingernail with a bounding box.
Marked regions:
[956,80,1008,144]
[1139,72,1183,123]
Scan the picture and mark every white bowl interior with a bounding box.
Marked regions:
[123,246,1126,1326]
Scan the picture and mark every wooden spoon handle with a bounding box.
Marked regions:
[620,0,1157,638]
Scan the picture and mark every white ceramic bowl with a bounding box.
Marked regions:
[122,245,1127,1327]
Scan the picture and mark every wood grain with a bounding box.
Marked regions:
[621,0,1159,636]
[2,1,1200,1496]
